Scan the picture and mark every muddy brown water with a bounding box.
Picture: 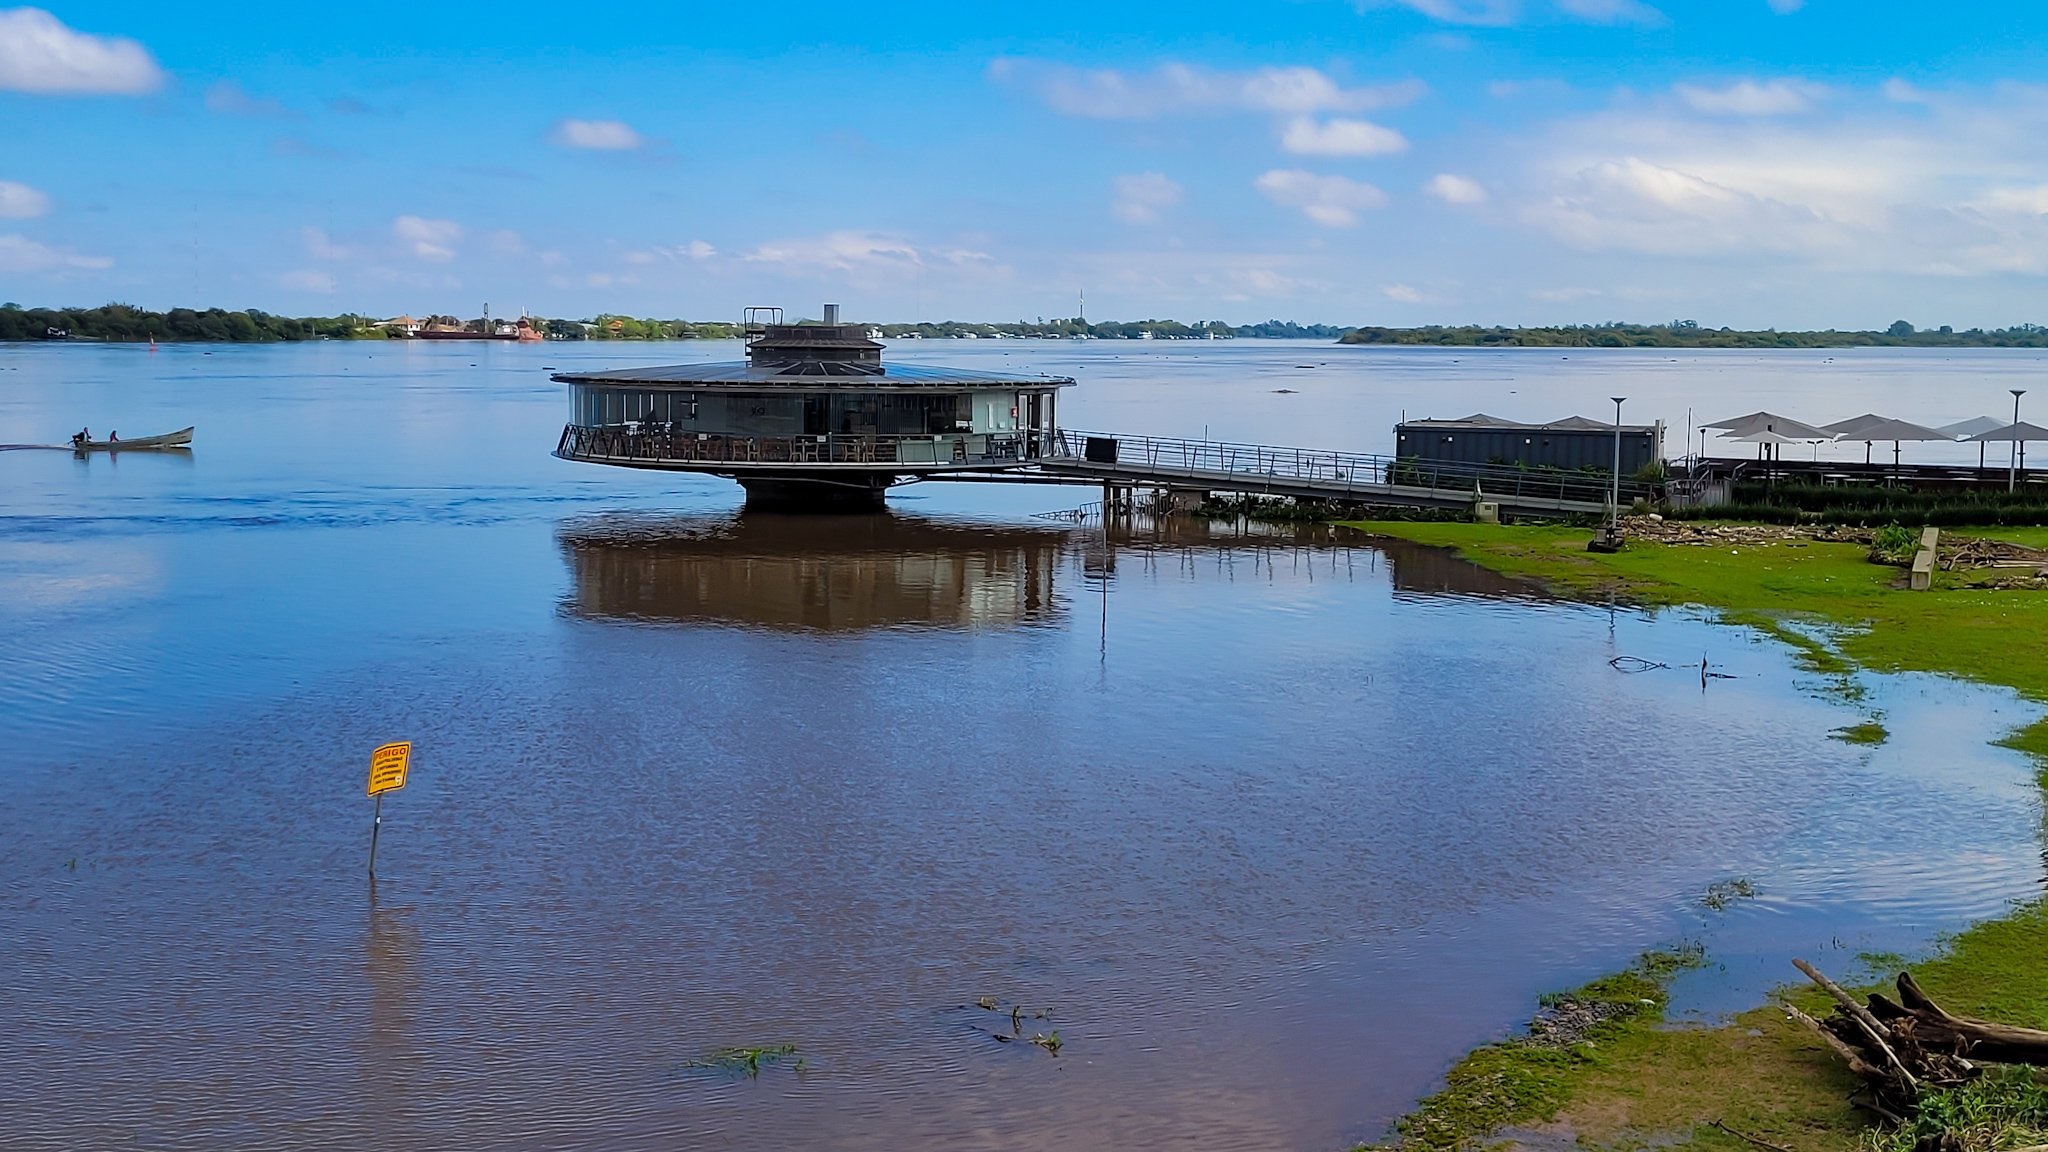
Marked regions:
[1,340,2042,1150]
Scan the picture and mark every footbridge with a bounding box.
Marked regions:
[1019,430,1637,518]
[555,424,1644,517]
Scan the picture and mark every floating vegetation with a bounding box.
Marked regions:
[1701,878,1759,912]
[1831,720,1890,746]
[682,1044,801,1078]
[960,998,1062,1055]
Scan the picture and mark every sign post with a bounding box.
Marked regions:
[366,741,411,877]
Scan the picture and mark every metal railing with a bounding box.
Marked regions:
[556,424,1053,468]
[1044,429,1649,507]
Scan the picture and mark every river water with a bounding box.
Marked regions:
[1,340,2042,1151]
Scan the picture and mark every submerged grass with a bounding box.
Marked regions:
[1344,520,2048,1152]
[1830,722,1890,746]
[1347,521,2048,754]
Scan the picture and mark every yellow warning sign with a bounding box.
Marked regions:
[367,742,411,797]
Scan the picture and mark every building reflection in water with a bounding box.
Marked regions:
[558,510,1545,634]
[558,512,1071,632]
[1370,536,1549,601]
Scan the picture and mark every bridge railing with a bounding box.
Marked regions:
[1047,429,1648,507]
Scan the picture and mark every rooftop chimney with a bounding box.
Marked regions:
[822,303,840,325]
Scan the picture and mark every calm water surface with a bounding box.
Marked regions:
[1,341,2042,1151]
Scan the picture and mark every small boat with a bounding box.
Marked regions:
[72,427,194,452]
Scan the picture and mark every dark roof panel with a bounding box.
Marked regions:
[554,360,1074,389]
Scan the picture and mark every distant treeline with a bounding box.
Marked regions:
[877,318,1348,340]
[0,303,1350,343]
[1337,319,2048,348]
[0,303,750,343]
[15,303,2047,348]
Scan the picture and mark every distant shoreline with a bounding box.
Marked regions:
[5,304,2045,348]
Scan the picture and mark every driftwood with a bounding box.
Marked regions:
[1786,960,2048,1118]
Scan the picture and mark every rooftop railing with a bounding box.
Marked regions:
[556,423,1051,468]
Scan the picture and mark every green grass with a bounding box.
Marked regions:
[1344,520,2048,1152]
[1378,948,1707,1152]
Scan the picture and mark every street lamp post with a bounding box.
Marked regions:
[1610,396,1626,530]
[2012,389,2027,494]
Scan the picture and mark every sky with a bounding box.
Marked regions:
[4,1,2048,328]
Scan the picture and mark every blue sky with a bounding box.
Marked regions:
[4,1,2047,327]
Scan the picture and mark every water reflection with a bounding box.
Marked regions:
[1373,537,1548,601]
[558,512,1070,632]
[361,884,420,1129]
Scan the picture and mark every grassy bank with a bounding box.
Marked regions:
[1345,521,2048,1152]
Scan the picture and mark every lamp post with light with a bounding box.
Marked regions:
[2012,389,2028,493]
[1610,396,1626,531]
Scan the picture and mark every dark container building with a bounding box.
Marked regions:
[1395,413,1664,475]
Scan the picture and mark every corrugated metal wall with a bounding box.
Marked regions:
[1395,425,1661,473]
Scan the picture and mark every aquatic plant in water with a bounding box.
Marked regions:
[682,1044,800,1078]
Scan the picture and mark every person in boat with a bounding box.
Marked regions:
[108,431,118,443]
[72,427,87,448]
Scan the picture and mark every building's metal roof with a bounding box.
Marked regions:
[553,360,1074,390]
[1400,415,1655,433]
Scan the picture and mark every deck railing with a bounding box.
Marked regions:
[1044,429,1650,507]
[556,424,1054,468]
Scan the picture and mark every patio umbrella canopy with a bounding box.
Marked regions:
[1968,421,2048,489]
[1703,411,1838,440]
[1965,420,2048,443]
[1821,414,1955,466]
[1940,416,2007,438]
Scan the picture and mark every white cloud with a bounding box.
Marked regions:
[1281,117,1408,157]
[1425,173,1488,204]
[1675,79,1822,117]
[1383,283,1426,302]
[1507,88,2048,277]
[1112,172,1184,224]
[992,59,1424,120]
[204,80,292,117]
[744,231,928,275]
[1883,78,1929,104]
[280,269,336,292]
[485,229,526,255]
[1361,0,1517,24]
[0,180,50,218]
[1254,170,1388,227]
[1973,186,2048,216]
[1359,0,1660,25]
[1553,0,1663,23]
[1529,286,1603,303]
[551,119,643,150]
[301,227,350,260]
[0,8,162,94]
[392,215,461,262]
[621,240,720,264]
[0,233,111,272]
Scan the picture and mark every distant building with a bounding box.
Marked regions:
[1396,413,1663,474]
